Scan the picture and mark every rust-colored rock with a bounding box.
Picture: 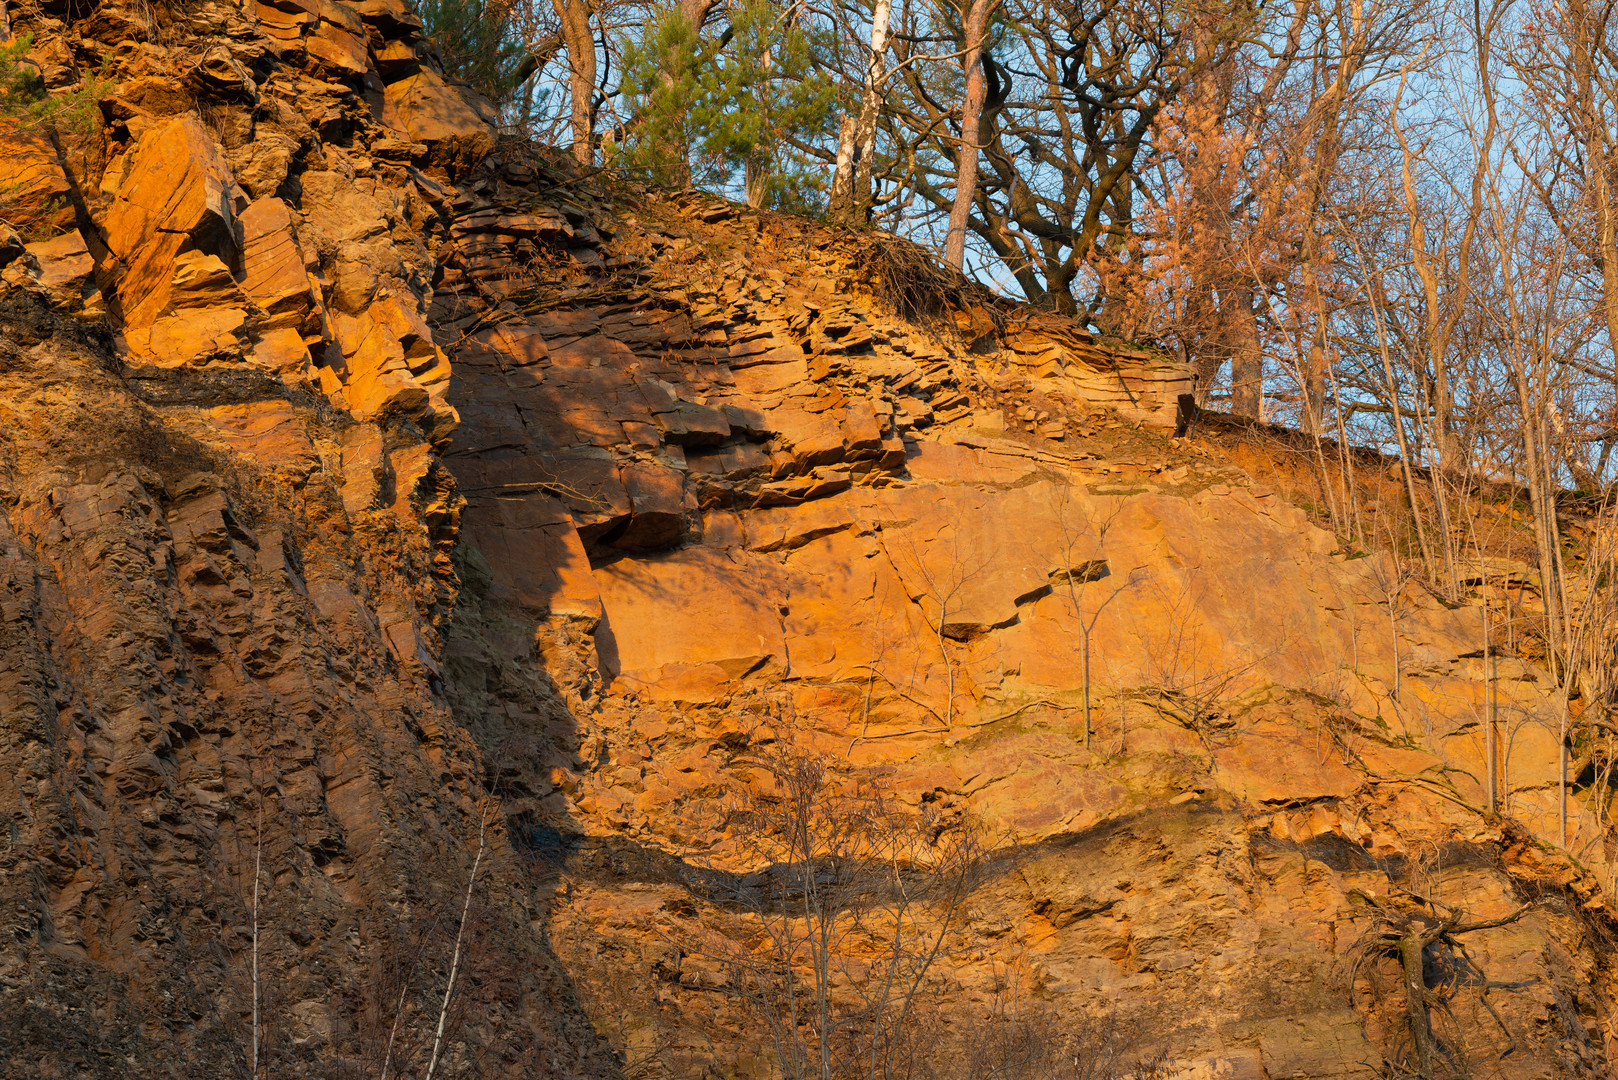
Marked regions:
[23,230,100,314]
[0,120,74,237]
[99,114,241,328]
[381,67,495,172]
[1,5,1615,1076]
[239,196,319,332]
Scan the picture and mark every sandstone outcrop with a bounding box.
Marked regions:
[434,183,1618,1077]
[0,1,1615,1076]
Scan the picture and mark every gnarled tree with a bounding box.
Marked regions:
[887,0,1196,316]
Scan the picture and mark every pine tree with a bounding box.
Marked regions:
[690,0,835,210]
[614,9,704,187]
[612,0,835,210]
[0,34,103,132]
[418,0,528,105]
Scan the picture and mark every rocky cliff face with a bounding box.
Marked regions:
[1,3,1616,1077]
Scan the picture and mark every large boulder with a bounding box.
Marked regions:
[22,230,102,314]
[238,196,321,336]
[0,119,75,238]
[97,114,243,328]
[380,67,496,175]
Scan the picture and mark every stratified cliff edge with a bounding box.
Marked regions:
[0,2,1615,1077]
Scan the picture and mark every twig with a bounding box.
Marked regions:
[378,981,408,1080]
[251,780,263,1079]
[424,800,491,1080]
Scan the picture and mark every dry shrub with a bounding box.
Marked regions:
[847,231,1005,338]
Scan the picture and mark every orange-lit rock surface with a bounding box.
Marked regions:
[0,2,1615,1075]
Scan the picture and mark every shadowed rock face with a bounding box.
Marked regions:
[0,3,1614,1077]
[435,189,1618,1078]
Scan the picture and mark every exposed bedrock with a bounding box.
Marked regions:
[0,2,1612,1075]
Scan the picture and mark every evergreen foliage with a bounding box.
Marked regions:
[0,34,105,134]
[418,0,529,104]
[0,35,49,122]
[612,0,835,211]
[0,34,113,239]
[613,9,702,187]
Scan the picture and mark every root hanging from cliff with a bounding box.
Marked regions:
[1349,889,1532,1079]
[847,231,1004,340]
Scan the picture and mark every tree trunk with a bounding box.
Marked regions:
[943,0,989,271]
[831,114,856,208]
[1299,308,1327,434]
[677,0,718,24]
[1187,286,1224,407]
[745,155,766,208]
[829,0,892,225]
[1399,928,1436,1077]
[1226,288,1263,419]
[552,0,597,164]
[1595,157,1618,414]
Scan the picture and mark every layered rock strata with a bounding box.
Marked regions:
[438,185,1618,1078]
[0,2,1614,1077]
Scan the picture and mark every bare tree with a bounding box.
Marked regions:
[885,529,996,730]
[1135,574,1281,744]
[1511,0,1618,430]
[1367,537,1413,708]
[1047,487,1140,747]
[883,0,1197,314]
[943,973,1164,1080]
[251,795,262,1080]
[695,749,985,1080]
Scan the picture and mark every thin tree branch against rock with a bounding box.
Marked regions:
[425,800,491,1080]
[1047,486,1139,748]
[684,747,989,1080]
[250,783,263,1080]
[882,526,999,730]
